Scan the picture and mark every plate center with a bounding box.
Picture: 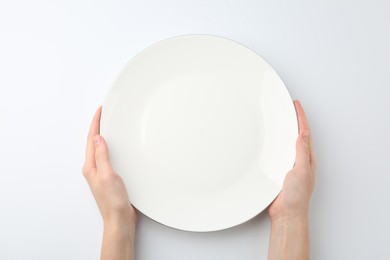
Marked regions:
[140,73,263,192]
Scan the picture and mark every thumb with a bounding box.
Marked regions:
[93,135,113,173]
[294,130,311,169]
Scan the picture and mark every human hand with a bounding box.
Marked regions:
[82,107,137,227]
[268,100,316,222]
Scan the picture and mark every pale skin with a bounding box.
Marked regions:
[82,107,137,260]
[82,100,315,260]
[268,100,316,260]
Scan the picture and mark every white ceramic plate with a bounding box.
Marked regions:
[101,35,297,232]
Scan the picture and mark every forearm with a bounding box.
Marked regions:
[101,219,136,260]
[268,214,310,260]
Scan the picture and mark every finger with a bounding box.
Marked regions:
[294,100,310,134]
[294,100,311,168]
[295,131,311,168]
[295,100,317,171]
[83,107,102,177]
[94,135,113,174]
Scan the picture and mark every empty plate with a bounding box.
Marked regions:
[100,35,297,232]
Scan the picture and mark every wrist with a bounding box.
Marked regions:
[103,214,137,236]
[103,220,136,249]
[268,212,310,260]
[103,206,137,229]
[102,215,136,260]
[270,211,309,226]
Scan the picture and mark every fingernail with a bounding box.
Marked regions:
[302,131,309,142]
[94,135,100,146]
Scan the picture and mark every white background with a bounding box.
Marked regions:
[1,0,389,259]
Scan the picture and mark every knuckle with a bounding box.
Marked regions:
[82,166,89,177]
[82,165,96,179]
